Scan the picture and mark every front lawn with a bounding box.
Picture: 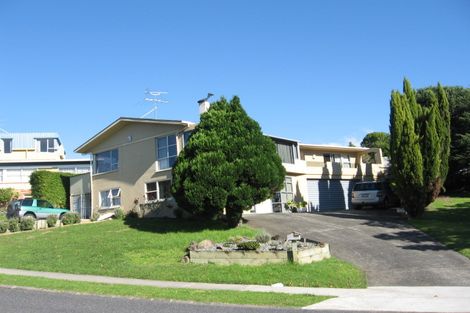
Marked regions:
[0,218,366,288]
[410,197,470,258]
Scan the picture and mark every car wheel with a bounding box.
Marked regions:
[352,205,361,210]
[23,213,36,220]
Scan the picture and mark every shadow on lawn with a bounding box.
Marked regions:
[123,217,231,234]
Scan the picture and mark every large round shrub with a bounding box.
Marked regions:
[172,96,285,227]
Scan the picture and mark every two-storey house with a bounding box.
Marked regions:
[73,100,385,217]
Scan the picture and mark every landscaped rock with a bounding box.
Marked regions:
[189,236,331,265]
[197,239,215,250]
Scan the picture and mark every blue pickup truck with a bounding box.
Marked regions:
[7,198,69,220]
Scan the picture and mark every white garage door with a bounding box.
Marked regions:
[307,179,355,212]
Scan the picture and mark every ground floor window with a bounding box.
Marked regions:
[145,180,172,202]
[272,176,294,212]
[100,188,121,208]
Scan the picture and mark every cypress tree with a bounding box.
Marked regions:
[390,90,425,217]
[436,83,451,184]
[389,79,451,217]
[421,92,441,206]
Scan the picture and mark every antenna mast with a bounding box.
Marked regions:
[142,89,168,119]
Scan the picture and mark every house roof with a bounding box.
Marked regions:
[265,134,300,144]
[0,132,60,149]
[75,117,194,154]
[299,143,370,153]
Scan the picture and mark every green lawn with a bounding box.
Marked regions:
[410,197,470,258]
[0,218,366,288]
[0,274,329,308]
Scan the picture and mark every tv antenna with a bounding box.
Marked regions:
[142,89,168,119]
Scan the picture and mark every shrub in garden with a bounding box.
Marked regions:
[114,207,124,220]
[91,211,100,222]
[125,209,139,219]
[237,241,260,250]
[47,215,58,228]
[20,216,35,231]
[0,188,19,209]
[61,212,80,225]
[255,232,271,244]
[8,218,20,232]
[0,220,7,233]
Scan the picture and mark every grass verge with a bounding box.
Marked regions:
[410,196,470,258]
[0,218,366,288]
[0,274,330,308]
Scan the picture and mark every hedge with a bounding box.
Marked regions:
[30,171,74,208]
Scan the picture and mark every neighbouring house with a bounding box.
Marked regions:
[0,132,91,198]
[252,138,385,213]
[73,99,386,218]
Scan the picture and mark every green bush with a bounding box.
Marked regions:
[0,188,19,209]
[46,215,58,228]
[20,217,35,231]
[30,171,73,208]
[8,218,20,232]
[90,211,100,222]
[255,232,271,244]
[114,208,124,220]
[237,241,260,250]
[0,220,7,233]
[61,212,80,225]
[0,213,7,221]
[126,210,139,219]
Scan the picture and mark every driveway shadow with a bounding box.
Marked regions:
[374,230,450,251]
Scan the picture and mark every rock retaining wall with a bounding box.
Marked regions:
[190,243,330,265]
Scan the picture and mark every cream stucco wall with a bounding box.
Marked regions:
[89,123,190,216]
[0,149,65,161]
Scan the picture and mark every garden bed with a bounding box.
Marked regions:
[189,238,331,265]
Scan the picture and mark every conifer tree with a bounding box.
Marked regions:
[389,79,450,217]
[436,83,451,183]
[171,96,285,226]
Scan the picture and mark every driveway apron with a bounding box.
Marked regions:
[246,211,470,286]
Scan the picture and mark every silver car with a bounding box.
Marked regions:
[351,181,399,210]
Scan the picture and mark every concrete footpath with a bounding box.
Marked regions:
[0,268,469,312]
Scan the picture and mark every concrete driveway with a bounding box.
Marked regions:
[245,210,470,286]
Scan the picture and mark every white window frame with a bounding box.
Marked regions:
[99,188,121,209]
[156,134,177,171]
[144,180,172,202]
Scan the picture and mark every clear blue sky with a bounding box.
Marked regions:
[1,0,469,158]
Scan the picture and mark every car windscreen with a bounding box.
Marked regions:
[353,182,384,191]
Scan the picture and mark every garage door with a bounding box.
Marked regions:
[307,179,355,212]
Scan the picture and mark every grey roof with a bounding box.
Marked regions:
[75,117,194,153]
[0,132,60,149]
